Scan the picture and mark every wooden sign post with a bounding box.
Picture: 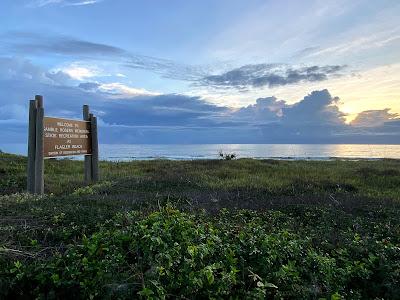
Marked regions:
[27,95,99,194]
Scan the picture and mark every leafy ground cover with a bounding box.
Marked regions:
[1,153,400,299]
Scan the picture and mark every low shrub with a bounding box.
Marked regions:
[3,207,399,299]
[218,151,237,160]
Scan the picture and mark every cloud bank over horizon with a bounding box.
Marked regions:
[0,54,398,145]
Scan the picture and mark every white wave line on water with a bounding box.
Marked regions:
[1,143,400,160]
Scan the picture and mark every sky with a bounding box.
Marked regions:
[0,0,400,144]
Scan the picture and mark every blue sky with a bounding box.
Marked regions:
[0,0,400,144]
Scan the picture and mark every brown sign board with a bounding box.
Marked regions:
[43,117,92,158]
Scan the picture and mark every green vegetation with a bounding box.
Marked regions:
[1,153,400,299]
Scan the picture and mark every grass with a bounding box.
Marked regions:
[1,153,400,299]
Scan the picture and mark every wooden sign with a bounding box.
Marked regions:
[27,95,99,194]
[43,117,91,157]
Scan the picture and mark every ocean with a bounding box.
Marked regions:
[1,143,400,160]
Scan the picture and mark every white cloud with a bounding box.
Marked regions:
[97,82,159,98]
[306,29,400,58]
[68,0,99,6]
[28,0,103,7]
[64,67,98,80]
[55,63,102,80]
[30,0,63,7]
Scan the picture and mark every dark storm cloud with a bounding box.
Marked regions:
[200,64,346,89]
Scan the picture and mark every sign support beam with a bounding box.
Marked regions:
[90,113,99,182]
[26,95,99,194]
[34,95,44,194]
[27,100,37,193]
[83,105,92,184]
